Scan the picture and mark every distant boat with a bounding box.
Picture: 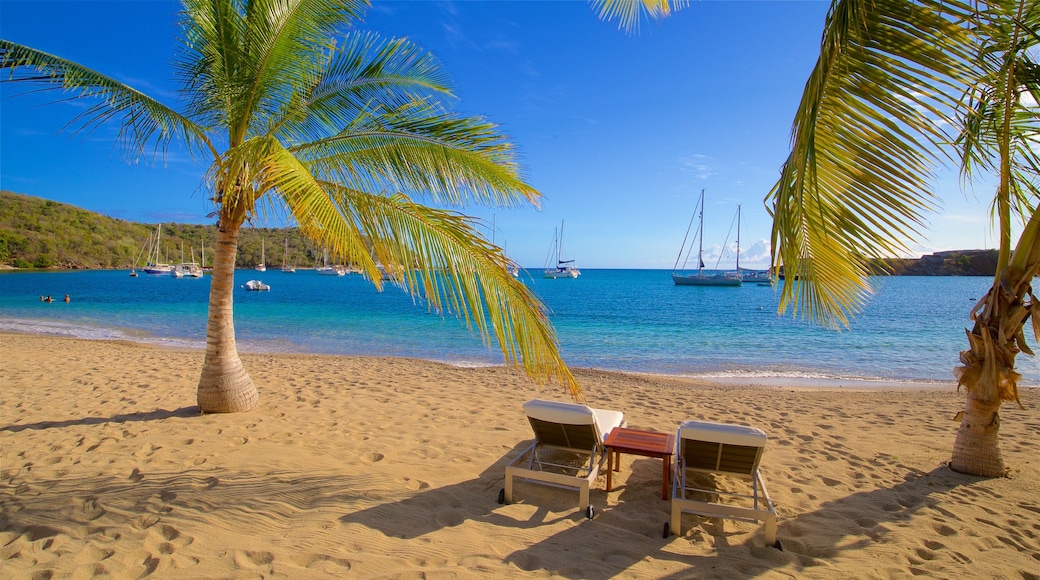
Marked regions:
[316,249,346,276]
[672,190,742,287]
[141,224,174,275]
[243,279,270,291]
[172,242,203,278]
[256,238,267,272]
[281,239,295,273]
[543,220,580,279]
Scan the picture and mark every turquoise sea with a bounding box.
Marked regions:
[1,269,1037,386]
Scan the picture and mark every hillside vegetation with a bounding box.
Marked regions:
[0,191,326,270]
[0,190,999,274]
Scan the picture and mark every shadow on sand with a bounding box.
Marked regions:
[0,406,200,433]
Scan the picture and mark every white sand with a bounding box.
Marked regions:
[1,333,1038,578]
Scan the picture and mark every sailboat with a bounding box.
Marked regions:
[142,224,174,274]
[281,238,295,273]
[543,220,580,278]
[316,249,346,276]
[172,242,203,278]
[255,238,267,272]
[671,190,743,287]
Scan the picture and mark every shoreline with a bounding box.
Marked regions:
[0,321,1003,391]
[2,332,1038,577]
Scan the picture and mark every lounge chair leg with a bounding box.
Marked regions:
[764,515,777,547]
[669,502,681,537]
[578,483,590,511]
[504,473,514,504]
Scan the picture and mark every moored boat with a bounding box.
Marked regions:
[671,190,742,287]
[243,279,270,291]
[543,220,580,279]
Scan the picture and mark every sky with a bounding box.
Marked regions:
[0,0,1001,269]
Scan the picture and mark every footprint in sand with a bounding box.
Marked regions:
[233,549,274,568]
[402,478,429,491]
[361,452,384,463]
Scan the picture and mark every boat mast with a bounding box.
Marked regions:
[736,204,741,273]
[697,191,704,276]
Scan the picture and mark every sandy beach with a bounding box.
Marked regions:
[1,332,1038,578]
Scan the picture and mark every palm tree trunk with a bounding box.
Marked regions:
[950,210,1040,476]
[196,220,259,413]
[951,391,1004,476]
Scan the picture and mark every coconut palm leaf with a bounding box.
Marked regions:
[0,41,215,160]
[590,0,687,33]
[295,100,538,208]
[322,183,582,399]
[766,0,978,329]
[269,32,456,143]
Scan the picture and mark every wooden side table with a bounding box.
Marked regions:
[604,427,676,500]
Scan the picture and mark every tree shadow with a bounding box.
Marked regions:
[0,406,200,433]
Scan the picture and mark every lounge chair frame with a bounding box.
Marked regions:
[502,400,624,517]
[668,421,779,547]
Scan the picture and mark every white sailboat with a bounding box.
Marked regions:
[142,224,174,274]
[543,220,580,279]
[281,238,295,273]
[255,238,267,272]
[672,190,742,287]
[316,249,346,276]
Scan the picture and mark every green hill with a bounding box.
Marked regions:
[0,191,320,270]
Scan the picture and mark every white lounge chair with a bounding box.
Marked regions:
[666,420,780,549]
[499,398,625,519]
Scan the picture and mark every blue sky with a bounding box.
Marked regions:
[1,0,997,269]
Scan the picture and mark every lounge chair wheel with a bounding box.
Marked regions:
[585,505,595,520]
[773,539,783,551]
[497,488,506,505]
[662,522,670,538]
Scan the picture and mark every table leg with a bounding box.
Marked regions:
[606,447,613,492]
[661,455,670,500]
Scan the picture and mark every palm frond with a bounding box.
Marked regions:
[767,0,978,328]
[957,0,1040,226]
[295,100,540,209]
[0,40,215,161]
[177,0,368,143]
[589,0,687,33]
[322,183,583,401]
[272,32,455,144]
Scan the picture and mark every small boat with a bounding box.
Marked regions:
[129,268,138,278]
[243,279,270,291]
[543,220,580,279]
[672,190,742,287]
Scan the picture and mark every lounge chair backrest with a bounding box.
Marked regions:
[523,399,605,451]
[678,420,766,477]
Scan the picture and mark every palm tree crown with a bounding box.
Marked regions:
[1,0,584,410]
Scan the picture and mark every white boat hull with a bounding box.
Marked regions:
[544,267,580,279]
[672,273,742,287]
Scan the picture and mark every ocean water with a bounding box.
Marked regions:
[2,269,1037,386]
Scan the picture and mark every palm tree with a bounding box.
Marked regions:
[1,0,584,412]
[593,0,1040,477]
